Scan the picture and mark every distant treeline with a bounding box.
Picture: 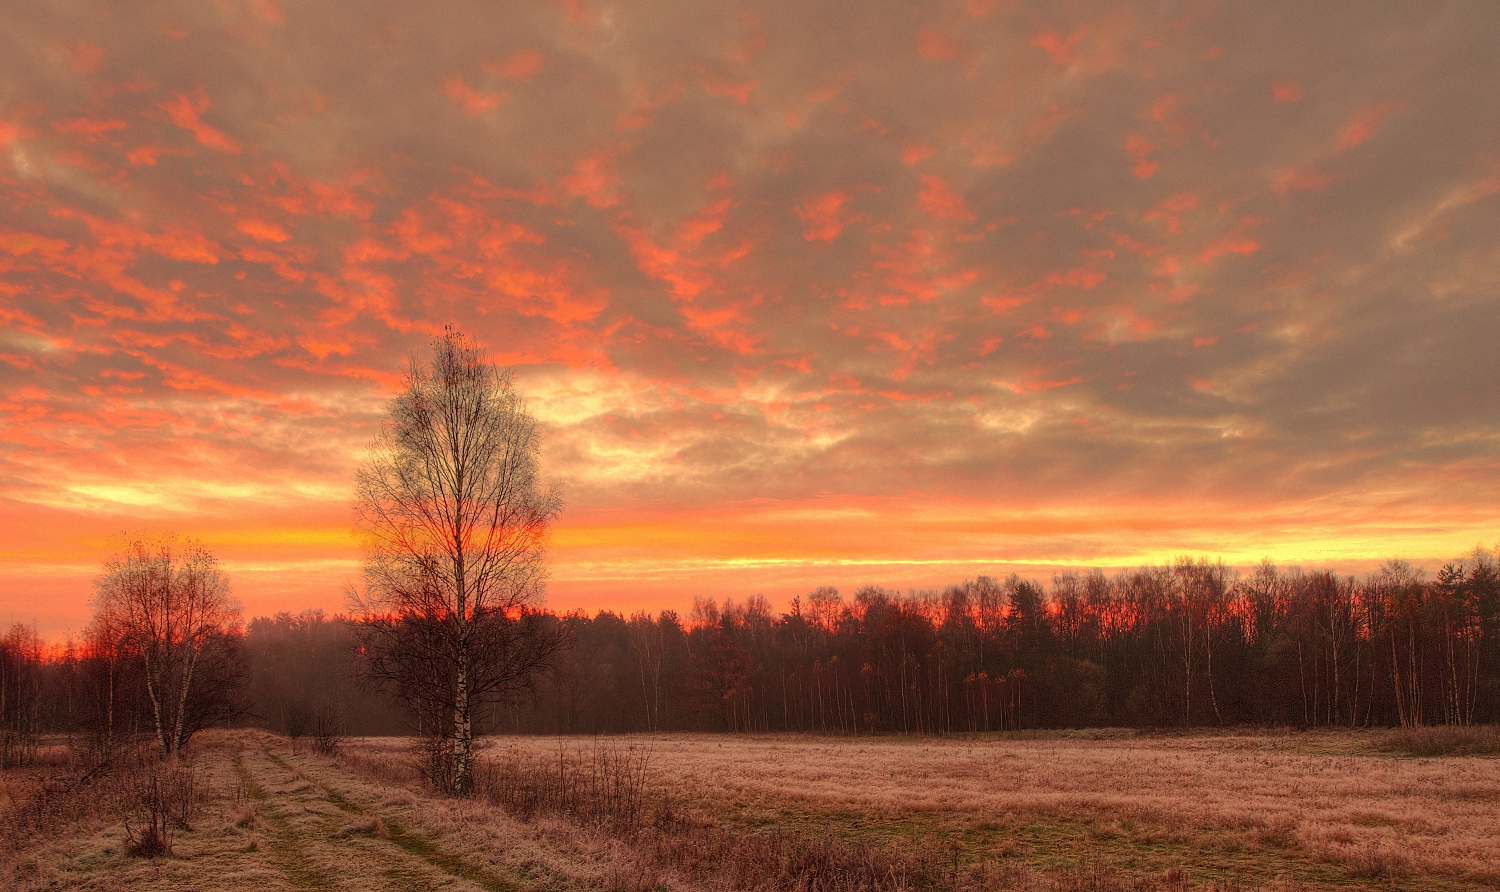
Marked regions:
[496,554,1500,733]
[3,553,1497,754]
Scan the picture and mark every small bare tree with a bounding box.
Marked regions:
[93,534,242,761]
[354,328,563,796]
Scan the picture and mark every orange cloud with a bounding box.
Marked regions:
[1144,191,1200,233]
[158,89,241,153]
[1272,80,1304,103]
[703,78,758,105]
[1123,133,1157,179]
[1335,100,1405,153]
[1031,29,1087,66]
[902,144,935,165]
[1045,268,1106,290]
[917,28,960,62]
[1199,235,1259,262]
[235,218,290,243]
[127,145,190,166]
[444,76,505,114]
[251,0,285,25]
[561,153,620,208]
[917,175,975,221]
[484,49,547,82]
[52,118,128,139]
[1271,167,1335,196]
[71,42,105,74]
[796,191,850,241]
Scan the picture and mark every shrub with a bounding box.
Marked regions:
[1379,724,1500,757]
[310,703,346,756]
[121,762,200,858]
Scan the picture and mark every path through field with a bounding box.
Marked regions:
[17,731,526,892]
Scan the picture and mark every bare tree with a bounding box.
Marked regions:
[354,328,563,796]
[93,534,243,760]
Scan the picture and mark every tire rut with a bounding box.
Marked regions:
[232,744,341,890]
[255,742,523,892]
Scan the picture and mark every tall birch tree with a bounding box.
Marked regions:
[354,329,562,796]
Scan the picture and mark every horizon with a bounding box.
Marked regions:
[4,2,1500,641]
[8,547,1496,645]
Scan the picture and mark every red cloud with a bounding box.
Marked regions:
[918,28,960,62]
[902,144,935,165]
[444,76,505,114]
[1335,100,1405,153]
[1000,375,1081,394]
[236,218,290,243]
[1199,235,1259,262]
[149,227,221,264]
[1031,29,1087,66]
[484,49,547,82]
[1045,269,1106,290]
[917,176,975,221]
[71,42,104,74]
[561,153,620,208]
[51,118,128,140]
[1272,80,1304,103]
[127,145,190,166]
[796,192,850,242]
[1271,167,1335,196]
[158,89,240,153]
[1144,192,1200,233]
[1123,133,1157,179]
[703,78,758,106]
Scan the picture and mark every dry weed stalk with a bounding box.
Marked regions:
[479,739,657,829]
[309,701,347,756]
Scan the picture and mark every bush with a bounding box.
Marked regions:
[310,703,346,756]
[121,763,200,858]
[1379,724,1500,757]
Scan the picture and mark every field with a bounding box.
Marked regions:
[3,729,1499,891]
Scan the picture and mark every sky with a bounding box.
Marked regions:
[2,1,1499,640]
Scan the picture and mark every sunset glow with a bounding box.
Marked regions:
[3,2,1498,638]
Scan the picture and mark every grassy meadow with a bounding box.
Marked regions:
[4,728,1500,891]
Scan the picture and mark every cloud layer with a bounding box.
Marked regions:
[3,0,1499,636]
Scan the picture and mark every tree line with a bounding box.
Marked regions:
[492,554,1500,733]
[4,549,1496,765]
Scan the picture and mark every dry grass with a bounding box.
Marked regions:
[1378,725,1500,757]
[474,730,1500,887]
[479,739,658,828]
[3,729,1498,891]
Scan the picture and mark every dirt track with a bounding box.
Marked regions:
[19,731,524,892]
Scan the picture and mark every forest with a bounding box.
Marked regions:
[3,551,1497,761]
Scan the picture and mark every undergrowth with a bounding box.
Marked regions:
[1,743,206,858]
[1379,725,1500,757]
